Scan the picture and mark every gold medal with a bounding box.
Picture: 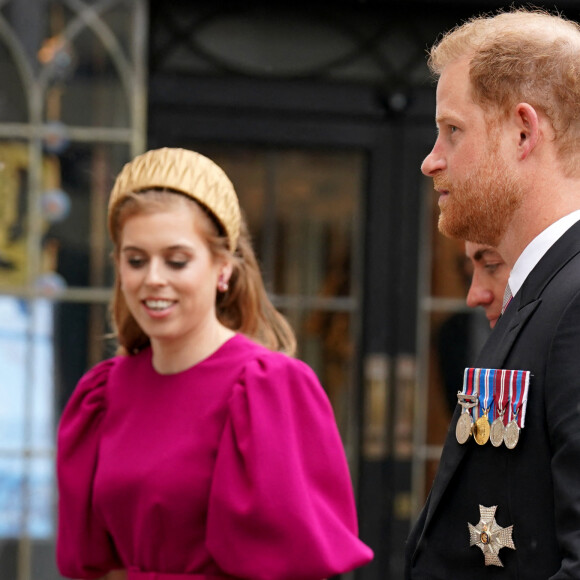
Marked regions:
[504,419,520,449]
[456,411,474,444]
[490,415,505,448]
[474,413,490,445]
[473,370,493,446]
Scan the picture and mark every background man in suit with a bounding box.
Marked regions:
[465,242,509,330]
[406,9,580,579]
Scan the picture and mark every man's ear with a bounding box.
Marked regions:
[514,102,540,160]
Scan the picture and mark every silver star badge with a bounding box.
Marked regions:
[468,505,515,566]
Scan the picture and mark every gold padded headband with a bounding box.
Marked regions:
[108,148,241,249]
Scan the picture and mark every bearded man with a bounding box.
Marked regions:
[406,9,580,579]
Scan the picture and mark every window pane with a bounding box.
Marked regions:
[273,150,361,297]
[0,140,58,289]
[0,297,55,540]
[41,3,131,128]
[45,142,129,290]
[0,456,25,537]
[0,40,27,123]
[298,308,356,445]
[54,300,116,408]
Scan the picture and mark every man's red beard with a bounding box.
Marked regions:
[434,154,523,247]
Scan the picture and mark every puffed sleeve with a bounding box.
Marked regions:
[207,354,373,580]
[56,359,122,579]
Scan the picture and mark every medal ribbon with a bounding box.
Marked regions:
[493,369,511,424]
[478,368,494,422]
[461,367,475,396]
[461,367,479,421]
[507,369,531,427]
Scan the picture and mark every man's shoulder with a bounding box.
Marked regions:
[522,223,580,304]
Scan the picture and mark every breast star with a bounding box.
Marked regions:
[468,504,515,566]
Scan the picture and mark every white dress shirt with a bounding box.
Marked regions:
[509,209,580,297]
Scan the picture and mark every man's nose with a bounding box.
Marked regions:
[421,140,446,176]
[466,275,494,308]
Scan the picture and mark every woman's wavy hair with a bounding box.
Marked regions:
[428,8,580,176]
[110,190,296,356]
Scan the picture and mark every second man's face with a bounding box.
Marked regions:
[465,242,509,329]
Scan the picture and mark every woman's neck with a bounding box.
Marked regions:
[150,323,235,375]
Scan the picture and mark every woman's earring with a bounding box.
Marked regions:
[217,276,229,293]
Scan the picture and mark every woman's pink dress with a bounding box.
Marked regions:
[57,334,373,580]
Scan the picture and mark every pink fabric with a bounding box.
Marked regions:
[57,334,373,580]
[128,570,234,580]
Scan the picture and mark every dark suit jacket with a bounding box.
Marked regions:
[406,220,580,579]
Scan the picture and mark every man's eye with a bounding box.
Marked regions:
[485,263,499,273]
[449,125,458,134]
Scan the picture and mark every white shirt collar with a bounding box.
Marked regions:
[509,209,580,297]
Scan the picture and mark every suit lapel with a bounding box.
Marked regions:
[419,404,465,531]
[476,294,540,365]
[416,220,580,552]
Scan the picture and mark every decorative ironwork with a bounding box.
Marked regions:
[149,2,450,89]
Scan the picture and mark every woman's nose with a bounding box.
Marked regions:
[144,259,167,286]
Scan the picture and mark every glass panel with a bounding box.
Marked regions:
[196,10,360,76]
[0,39,28,123]
[274,150,361,297]
[0,297,55,538]
[41,3,130,128]
[0,140,65,289]
[0,456,25,537]
[101,2,136,59]
[0,140,32,287]
[54,301,116,409]
[0,140,124,292]
[44,142,129,290]
[298,308,356,439]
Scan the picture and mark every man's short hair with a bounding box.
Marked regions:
[428,9,580,177]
